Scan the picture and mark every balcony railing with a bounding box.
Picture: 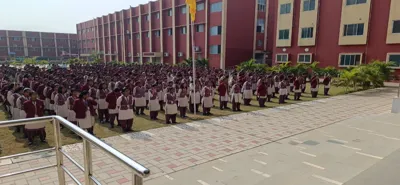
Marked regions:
[0,116,150,185]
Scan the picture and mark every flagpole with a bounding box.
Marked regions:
[192,20,196,115]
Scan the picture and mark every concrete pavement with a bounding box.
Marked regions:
[0,87,397,185]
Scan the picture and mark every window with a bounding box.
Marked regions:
[393,20,400,33]
[278,29,290,40]
[167,9,173,16]
[145,15,149,21]
[154,30,160,37]
[196,24,205,32]
[92,27,95,32]
[168,28,173,36]
[298,54,312,63]
[155,12,160,19]
[211,2,223,13]
[340,54,362,66]
[303,0,315,11]
[258,0,266,12]
[127,34,132,40]
[181,27,187,34]
[301,27,314,38]
[344,23,364,36]
[146,32,150,38]
[136,17,140,22]
[92,39,95,43]
[181,6,187,14]
[197,3,205,11]
[136,34,140,39]
[257,40,263,47]
[346,0,367,5]
[276,54,288,63]
[210,45,221,54]
[12,37,21,41]
[280,3,291,14]
[210,26,222,35]
[388,54,400,67]
[257,19,265,33]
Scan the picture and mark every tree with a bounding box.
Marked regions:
[236,59,267,72]
[90,52,102,63]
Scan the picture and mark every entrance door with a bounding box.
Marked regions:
[255,53,265,64]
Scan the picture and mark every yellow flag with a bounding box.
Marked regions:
[186,0,197,22]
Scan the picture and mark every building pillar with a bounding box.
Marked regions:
[130,6,134,63]
[149,3,153,63]
[54,33,58,57]
[172,0,176,65]
[115,13,119,61]
[220,0,228,69]
[139,6,143,64]
[121,11,126,62]
[159,0,164,64]
[68,34,71,54]
[5,30,10,54]
[108,15,112,62]
[205,0,209,59]
[252,0,258,58]
[22,31,28,57]
[39,32,44,56]
[102,17,106,62]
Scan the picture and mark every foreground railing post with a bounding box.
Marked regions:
[83,139,94,185]
[53,118,66,185]
[133,173,143,185]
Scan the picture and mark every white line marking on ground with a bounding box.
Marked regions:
[212,166,223,172]
[251,169,263,175]
[253,159,267,165]
[172,126,184,131]
[292,140,303,143]
[299,151,317,157]
[369,133,400,141]
[312,175,343,185]
[251,169,271,178]
[356,152,383,160]
[218,159,227,163]
[164,175,174,180]
[347,126,374,133]
[292,136,299,139]
[372,120,400,127]
[296,146,307,150]
[330,138,348,143]
[186,123,201,127]
[141,131,154,136]
[341,145,362,151]
[258,152,269,156]
[303,162,325,170]
[319,130,329,134]
[197,180,210,185]
[323,134,334,138]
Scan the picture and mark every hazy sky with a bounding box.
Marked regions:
[0,0,149,33]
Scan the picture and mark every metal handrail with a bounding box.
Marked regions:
[0,115,150,185]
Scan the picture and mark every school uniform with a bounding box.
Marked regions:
[116,95,134,132]
[24,100,46,143]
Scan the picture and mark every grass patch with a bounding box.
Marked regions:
[0,85,351,156]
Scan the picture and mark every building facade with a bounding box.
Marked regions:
[0,30,78,61]
[77,0,269,68]
[77,0,400,69]
[272,0,400,69]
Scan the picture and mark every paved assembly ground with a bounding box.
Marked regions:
[0,87,398,185]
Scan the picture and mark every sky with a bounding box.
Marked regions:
[0,0,149,33]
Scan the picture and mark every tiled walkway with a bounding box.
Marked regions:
[0,87,395,185]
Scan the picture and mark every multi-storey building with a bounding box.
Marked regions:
[0,30,78,61]
[77,0,400,69]
[77,0,271,68]
[272,0,400,69]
